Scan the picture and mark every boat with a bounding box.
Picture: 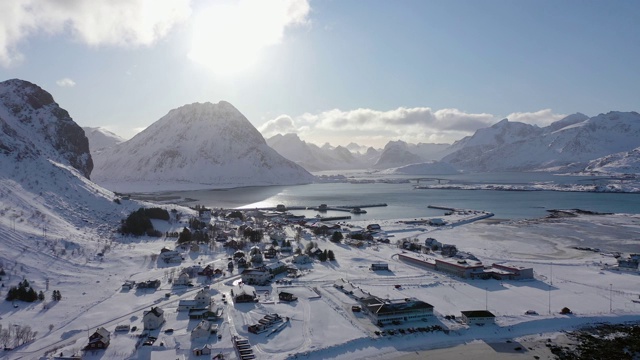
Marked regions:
[350,207,367,214]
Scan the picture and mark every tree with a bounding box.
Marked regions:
[331,231,343,243]
[37,291,45,301]
[318,249,328,262]
[327,250,335,261]
[560,307,572,314]
[177,227,192,243]
[52,290,61,301]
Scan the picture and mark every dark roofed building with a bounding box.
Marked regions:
[461,310,496,325]
[279,291,298,302]
[360,296,434,325]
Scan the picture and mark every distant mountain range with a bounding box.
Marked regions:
[443,112,640,173]
[83,126,125,154]
[91,101,314,192]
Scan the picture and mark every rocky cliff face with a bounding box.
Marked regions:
[0,79,93,178]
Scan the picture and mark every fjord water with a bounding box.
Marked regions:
[168,173,639,220]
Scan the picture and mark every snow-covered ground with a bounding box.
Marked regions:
[1,208,639,360]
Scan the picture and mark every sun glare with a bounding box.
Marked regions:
[188,1,307,75]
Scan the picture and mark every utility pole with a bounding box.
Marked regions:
[610,284,613,313]
[485,287,488,310]
[548,284,551,314]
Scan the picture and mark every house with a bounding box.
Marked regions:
[143,307,165,330]
[136,279,161,289]
[173,272,191,286]
[198,264,216,277]
[292,254,312,264]
[264,246,277,259]
[263,261,287,275]
[367,224,381,231]
[491,263,534,280]
[461,310,495,325]
[360,296,434,325]
[193,344,212,356]
[190,320,213,341]
[428,218,446,226]
[159,248,182,264]
[241,268,271,285]
[617,256,640,271]
[87,327,110,349]
[370,263,389,271]
[278,291,298,302]
[233,289,258,303]
[178,288,211,311]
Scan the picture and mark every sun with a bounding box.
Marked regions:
[188,1,309,75]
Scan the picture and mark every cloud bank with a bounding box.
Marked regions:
[56,78,76,87]
[259,107,566,148]
[0,0,191,66]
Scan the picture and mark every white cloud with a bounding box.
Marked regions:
[260,107,566,148]
[0,0,191,67]
[505,109,566,127]
[188,0,310,74]
[56,78,76,87]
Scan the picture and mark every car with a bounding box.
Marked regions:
[525,310,539,315]
[222,294,226,298]
[217,334,222,339]
[164,328,174,334]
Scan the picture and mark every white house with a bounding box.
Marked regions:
[292,254,312,264]
[241,268,271,285]
[143,307,165,330]
[159,249,182,264]
[190,320,212,341]
[178,288,211,311]
[173,273,191,286]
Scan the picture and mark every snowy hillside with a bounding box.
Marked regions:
[378,161,459,175]
[92,102,315,192]
[585,147,640,175]
[443,112,640,172]
[373,141,452,169]
[83,126,125,154]
[266,133,372,171]
[0,78,139,285]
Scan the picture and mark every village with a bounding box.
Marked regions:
[4,204,640,360]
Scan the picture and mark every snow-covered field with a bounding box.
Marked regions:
[1,208,640,360]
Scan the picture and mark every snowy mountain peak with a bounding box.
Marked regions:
[83,126,125,154]
[92,102,314,191]
[0,78,93,178]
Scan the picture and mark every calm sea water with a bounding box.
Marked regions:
[160,173,639,220]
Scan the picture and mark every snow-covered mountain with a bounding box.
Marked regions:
[585,147,640,175]
[92,102,315,191]
[442,112,640,172]
[0,79,93,178]
[373,141,452,169]
[83,126,125,154]
[266,133,373,171]
[0,79,128,249]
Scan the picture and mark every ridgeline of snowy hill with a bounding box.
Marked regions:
[92,102,315,192]
[83,126,125,154]
[0,79,93,178]
[373,141,452,169]
[266,133,373,171]
[585,147,640,175]
[378,161,459,175]
[0,79,139,273]
[442,112,640,172]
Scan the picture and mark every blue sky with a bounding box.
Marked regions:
[1,0,638,147]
